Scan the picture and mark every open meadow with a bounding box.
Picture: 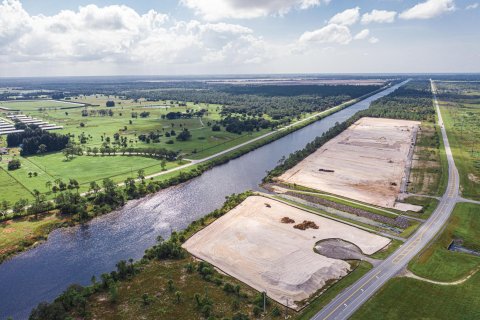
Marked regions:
[352,203,480,320]
[436,81,480,200]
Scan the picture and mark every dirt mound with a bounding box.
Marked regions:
[281,217,295,224]
[294,220,319,230]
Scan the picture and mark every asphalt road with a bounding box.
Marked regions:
[310,79,461,320]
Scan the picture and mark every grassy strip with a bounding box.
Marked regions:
[370,239,403,260]
[402,196,439,219]
[352,274,480,320]
[295,261,373,320]
[296,191,399,219]
[408,202,480,282]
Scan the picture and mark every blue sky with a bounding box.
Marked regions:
[0,0,479,76]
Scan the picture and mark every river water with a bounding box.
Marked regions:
[0,82,405,320]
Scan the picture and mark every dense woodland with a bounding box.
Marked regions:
[7,125,70,156]
[356,81,435,121]
[130,84,382,120]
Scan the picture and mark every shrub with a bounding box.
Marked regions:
[7,159,21,170]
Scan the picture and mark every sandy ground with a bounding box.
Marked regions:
[279,117,420,209]
[183,196,390,308]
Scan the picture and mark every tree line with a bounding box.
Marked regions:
[7,125,70,156]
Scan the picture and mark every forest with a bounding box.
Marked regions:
[356,81,435,121]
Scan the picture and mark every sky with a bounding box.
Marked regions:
[0,0,479,76]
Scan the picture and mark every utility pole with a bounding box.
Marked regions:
[263,291,266,313]
[285,298,288,319]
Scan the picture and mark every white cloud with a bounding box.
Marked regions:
[361,9,397,24]
[466,3,478,9]
[0,0,269,66]
[354,29,370,40]
[299,24,352,45]
[328,7,360,26]
[369,37,379,44]
[180,0,329,21]
[400,0,456,20]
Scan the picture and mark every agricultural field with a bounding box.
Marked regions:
[0,99,83,111]
[436,81,480,200]
[352,203,480,320]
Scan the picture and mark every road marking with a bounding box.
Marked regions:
[322,270,382,320]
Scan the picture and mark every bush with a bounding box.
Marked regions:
[212,124,221,131]
[106,100,115,107]
[176,129,192,141]
[7,159,21,170]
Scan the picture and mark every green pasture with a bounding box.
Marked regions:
[0,100,82,111]
[436,82,480,200]
[0,153,186,198]
[409,202,480,281]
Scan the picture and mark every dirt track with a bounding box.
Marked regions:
[182,196,390,309]
[279,117,420,209]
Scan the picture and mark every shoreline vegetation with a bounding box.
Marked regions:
[0,84,392,264]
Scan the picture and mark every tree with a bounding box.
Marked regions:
[167,279,174,292]
[7,159,21,170]
[37,144,47,154]
[89,181,100,194]
[176,129,192,141]
[175,291,182,303]
[0,200,10,217]
[160,159,167,171]
[106,100,115,107]
[137,169,145,180]
[12,198,28,215]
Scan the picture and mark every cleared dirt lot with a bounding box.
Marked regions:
[279,117,420,209]
[183,196,390,309]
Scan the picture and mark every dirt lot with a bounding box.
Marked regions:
[279,117,420,209]
[182,196,390,309]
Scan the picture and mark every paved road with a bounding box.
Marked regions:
[310,79,461,320]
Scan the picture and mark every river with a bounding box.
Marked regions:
[0,81,406,319]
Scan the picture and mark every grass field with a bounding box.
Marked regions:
[408,122,444,196]
[409,202,480,281]
[436,81,480,200]
[1,97,271,159]
[0,99,83,111]
[0,213,64,261]
[352,275,480,320]
[0,153,186,198]
[353,203,480,320]
[0,167,33,202]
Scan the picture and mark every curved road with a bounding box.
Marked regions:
[311,79,460,320]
